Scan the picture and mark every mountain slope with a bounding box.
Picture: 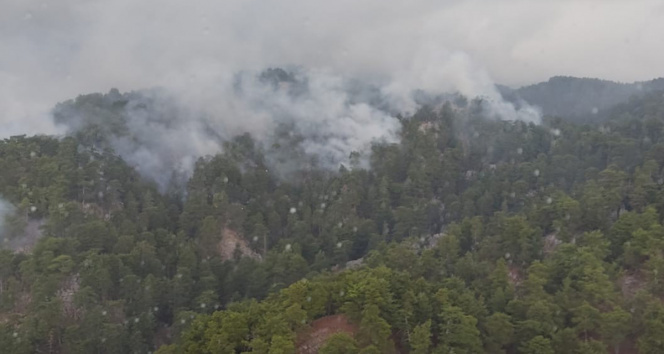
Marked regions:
[500,76,664,120]
[3,87,664,353]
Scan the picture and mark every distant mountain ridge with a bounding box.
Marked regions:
[500,76,664,120]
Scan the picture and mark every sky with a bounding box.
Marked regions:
[2,0,663,138]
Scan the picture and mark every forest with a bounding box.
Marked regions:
[2,82,664,353]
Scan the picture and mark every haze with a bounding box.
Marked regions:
[2,0,663,137]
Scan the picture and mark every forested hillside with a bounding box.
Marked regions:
[500,76,664,122]
[2,87,664,353]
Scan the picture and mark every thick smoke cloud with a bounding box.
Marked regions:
[55,69,403,189]
[5,0,663,135]
[3,0,663,184]
[382,49,541,122]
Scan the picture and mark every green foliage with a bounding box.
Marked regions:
[5,89,664,353]
[519,335,554,354]
[359,303,392,351]
[319,333,359,354]
[410,320,432,354]
[483,313,513,353]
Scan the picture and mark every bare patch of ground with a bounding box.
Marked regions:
[543,232,561,255]
[296,314,358,354]
[218,227,261,262]
[619,271,646,299]
[508,266,522,286]
[153,325,174,349]
[57,274,82,321]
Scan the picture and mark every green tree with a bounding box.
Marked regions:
[268,335,295,354]
[637,302,664,354]
[600,307,631,354]
[577,339,607,354]
[410,320,432,354]
[437,304,483,354]
[571,301,600,341]
[519,335,554,354]
[359,304,391,352]
[319,333,359,354]
[484,313,514,353]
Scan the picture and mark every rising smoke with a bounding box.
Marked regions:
[51,53,540,190]
[0,198,13,238]
[54,68,404,189]
[8,0,661,187]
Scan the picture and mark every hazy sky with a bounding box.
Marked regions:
[2,0,663,137]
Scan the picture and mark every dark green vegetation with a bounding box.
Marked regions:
[500,76,664,121]
[2,88,664,353]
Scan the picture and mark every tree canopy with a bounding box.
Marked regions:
[2,88,664,353]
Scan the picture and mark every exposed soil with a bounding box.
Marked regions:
[620,271,646,299]
[543,232,561,254]
[57,274,82,321]
[218,227,261,262]
[296,314,358,354]
[508,266,522,286]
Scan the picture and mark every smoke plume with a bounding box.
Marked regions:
[0,198,13,239]
[54,68,403,189]
[5,0,661,185]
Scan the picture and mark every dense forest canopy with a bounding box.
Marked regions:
[2,73,664,353]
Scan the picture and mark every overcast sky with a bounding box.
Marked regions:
[2,0,664,137]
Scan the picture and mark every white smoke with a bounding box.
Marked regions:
[383,49,541,122]
[1,0,592,187]
[0,198,13,238]
[226,69,401,167]
[55,68,402,189]
[2,0,621,140]
[3,0,663,126]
